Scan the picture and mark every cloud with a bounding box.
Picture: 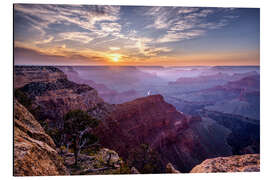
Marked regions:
[99,22,121,33]
[142,47,172,56]
[146,15,168,29]
[14,46,107,65]
[14,4,121,44]
[14,4,121,30]
[14,43,110,65]
[56,32,94,44]
[35,36,54,45]
[177,7,199,14]
[157,30,205,43]
[14,5,241,64]
[109,47,120,50]
[145,7,176,29]
[144,7,237,43]
[124,37,171,57]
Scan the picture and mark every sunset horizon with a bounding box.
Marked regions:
[14,4,259,66]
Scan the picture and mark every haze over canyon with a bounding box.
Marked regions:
[14,65,260,175]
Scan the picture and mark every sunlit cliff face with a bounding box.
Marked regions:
[14,5,260,66]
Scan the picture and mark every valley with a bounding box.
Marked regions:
[13,65,260,175]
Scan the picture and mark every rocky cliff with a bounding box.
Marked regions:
[14,66,111,128]
[94,94,231,172]
[14,66,260,174]
[14,99,69,176]
[190,154,260,173]
[14,66,67,89]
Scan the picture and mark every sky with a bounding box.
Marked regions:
[14,4,260,66]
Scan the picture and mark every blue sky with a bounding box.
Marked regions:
[14,4,260,66]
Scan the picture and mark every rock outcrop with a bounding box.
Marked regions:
[95,95,225,172]
[130,167,140,174]
[190,154,260,173]
[14,66,67,89]
[14,99,69,176]
[166,163,181,173]
[14,66,111,128]
[63,148,123,175]
[96,148,123,168]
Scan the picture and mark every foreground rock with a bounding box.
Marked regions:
[63,148,123,175]
[166,163,181,173]
[130,167,140,174]
[96,148,123,168]
[190,154,260,173]
[14,100,69,176]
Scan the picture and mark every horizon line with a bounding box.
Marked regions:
[14,64,260,67]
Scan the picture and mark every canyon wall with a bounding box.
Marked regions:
[14,99,69,176]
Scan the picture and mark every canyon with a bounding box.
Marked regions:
[13,65,260,175]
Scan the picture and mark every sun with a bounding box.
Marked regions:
[112,56,119,62]
[109,54,121,63]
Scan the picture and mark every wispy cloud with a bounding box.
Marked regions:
[56,32,94,44]
[157,30,205,43]
[14,4,121,30]
[144,7,237,43]
[14,4,121,44]
[14,4,250,66]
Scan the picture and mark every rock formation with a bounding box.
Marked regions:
[14,66,111,128]
[130,167,140,174]
[63,148,123,175]
[14,66,67,89]
[166,163,181,173]
[95,94,228,172]
[14,99,69,176]
[14,66,260,174]
[190,154,260,173]
[96,148,123,168]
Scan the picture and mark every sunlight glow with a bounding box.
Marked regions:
[112,56,119,62]
[109,54,121,63]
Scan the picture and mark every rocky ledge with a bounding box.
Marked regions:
[63,148,124,175]
[14,99,69,176]
[190,154,260,173]
[14,66,111,128]
[14,66,67,89]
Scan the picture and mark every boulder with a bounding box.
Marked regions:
[166,163,181,173]
[130,167,140,174]
[190,154,260,173]
[96,148,123,168]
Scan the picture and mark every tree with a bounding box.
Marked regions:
[63,109,99,165]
